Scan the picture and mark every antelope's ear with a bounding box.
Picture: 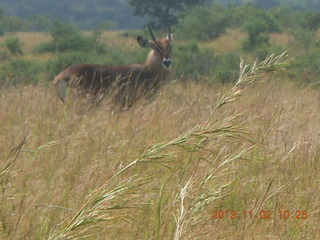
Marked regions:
[137,36,154,49]
[168,32,175,42]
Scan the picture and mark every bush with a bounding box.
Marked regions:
[173,41,215,80]
[0,16,28,32]
[241,8,279,55]
[34,22,106,54]
[212,52,241,84]
[242,7,280,34]
[46,51,89,79]
[299,11,320,31]
[229,4,280,30]
[270,7,320,32]
[178,5,230,41]
[0,59,44,85]
[291,49,320,85]
[242,34,271,53]
[290,28,315,50]
[5,37,24,55]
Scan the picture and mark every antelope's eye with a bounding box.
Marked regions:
[155,46,162,53]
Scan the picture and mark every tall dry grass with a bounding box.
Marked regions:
[0,53,319,239]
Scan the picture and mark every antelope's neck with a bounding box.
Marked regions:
[144,50,170,77]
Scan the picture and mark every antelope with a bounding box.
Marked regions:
[53,26,174,106]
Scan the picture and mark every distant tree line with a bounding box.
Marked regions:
[0,0,146,30]
[0,0,320,31]
[130,0,320,26]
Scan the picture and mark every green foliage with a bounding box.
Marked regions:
[0,8,4,36]
[270,7,299,29]
[0,16,28,32]
[178,5,230,41]
[5,37,24,55]
[93,21,113,34]
[0,59,43,85]
[0,14,49,32]
[173,41,215,80]
[45,52,89,79]
[283,0,320,11]
[34,22,106,54]
[212,52,241,84]
[298,11,320,31]
[271,7,320,31]
[242,7,281,35]
[291,49,320,85]
[240,7,279,56]
[227,4,281,34]
[129,0,210,26]
[290,28,315,50]
[253,0,280,8]
[242,34,271,52]
[213,0,320,11]
[26,15,50,31]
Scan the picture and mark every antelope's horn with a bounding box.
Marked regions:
[167,25,171,40]
[148,25,157,42]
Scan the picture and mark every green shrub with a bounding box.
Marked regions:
[0,50,9,60]
[229,4,280,31]
[291,49,320,85]
[173,41,215,80]
[241,8,279,55]
[26,15,50,31]
[0,59,43,85]
[242,33,272,59]
[298,11,320,31]
[290,28,315,50]
[34,22,106,54]
[212,52,241,84]
[178,5,230,41]
[228,4,259,28]
[270,7,320,32]
[46,51,89,79]
[5,37,24,55]
[0,16,28,32]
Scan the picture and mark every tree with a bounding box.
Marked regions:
[26,15,50,31]
[5,37,24,55]
[0,7,4,35]
[253,0,280,9]
[129,0,210,26]
[178,5,230,41]
[241,8,280,57]
[0,16,28,32]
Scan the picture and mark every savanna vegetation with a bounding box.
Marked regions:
[0,3,320,240]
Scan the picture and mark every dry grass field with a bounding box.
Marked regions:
[0,32,319,240]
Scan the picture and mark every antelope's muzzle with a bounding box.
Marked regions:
[162,58,172,68]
